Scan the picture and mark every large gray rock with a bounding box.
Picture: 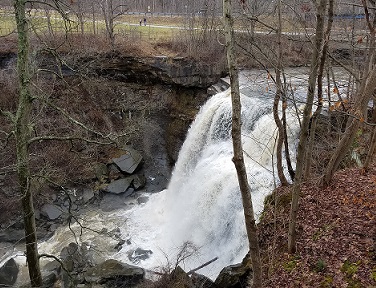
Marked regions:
[0,229,24,243]
[84,259,144,286]
[0,258,19,286]
[214,262,251,288]
[128,248,153,263]
[130,175,146,190]
[82,189,95,203]
[103,178,134,195]
[112,147,143,174]
[41,204,63,220]
[58,242,94,288]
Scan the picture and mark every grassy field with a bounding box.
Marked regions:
[0,9,187,44]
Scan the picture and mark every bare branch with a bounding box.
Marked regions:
[28,135,113,146]
[40,98,119,142]
[38,253,73,281]
[327,52,361,83]
[26,0,72,21]
[243,15,277,33]
[187,257,218,275]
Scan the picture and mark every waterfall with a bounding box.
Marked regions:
[4,68,344,285]
[110,86,300,279]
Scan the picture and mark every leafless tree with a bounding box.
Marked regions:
[223,0,262,286]
[322,0,376,185]
[288,0,328,254]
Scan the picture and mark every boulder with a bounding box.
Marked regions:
[128,248,153,263]
[191,272,217,288]
[84,259,144,287]
[41,271,58,288]
[41,204,63,220]
[82,189,95,203]
[0,258,19,286]
[112,147,143,174]
[214,261,251,288]
[60,242,93,273]
[0,229,24,243]
[130,175,146,190]
[103,178,134,195]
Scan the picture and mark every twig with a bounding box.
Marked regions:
[38,253,73,281]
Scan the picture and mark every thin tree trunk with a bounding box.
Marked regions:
[282,96,295,181]
[363,101,376,169]
[323,66,376,185]
[223,0,262,287]
[92,3,96,34]
[273,0,289,186]
[77,0,85,35]
[304,0,334,179]
[14,0,42,286]
[288,0,327,254]
[322,0,376,185]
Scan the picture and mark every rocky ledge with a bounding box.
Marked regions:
[54,52,227,88]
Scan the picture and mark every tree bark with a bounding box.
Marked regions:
[304,0,334,179]
[322,0,376,185]
[273,0,289,186]
[223,0,262,287]
[282,83,295,181]
[363,100,376,170]
[323,66,376,185]
[14,0,42,286]
[288,0,327,254]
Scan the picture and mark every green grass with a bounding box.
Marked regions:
[0,14,16,36]
[0,8,177,41]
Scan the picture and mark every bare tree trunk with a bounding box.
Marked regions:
[273,0,289,186]
[363,100,376,169]
[45,7,54,37]
[223,0,262,287]
[14,0,42,286]
[77,0,85,34]
[288,0,327,254]
[282,96,295,181]
[92,2,97,34]
[304,0,334,179]
[323,67,376,184]
[102,0,115,47]
[322,0,376,185]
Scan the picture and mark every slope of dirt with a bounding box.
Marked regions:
[259,163,376,287]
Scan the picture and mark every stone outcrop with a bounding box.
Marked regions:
[84,259,144,287]
[77,53,226,88]
[214,261,251,288]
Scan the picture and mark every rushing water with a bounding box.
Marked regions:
[7,69,308,284]
[109,78,302,279]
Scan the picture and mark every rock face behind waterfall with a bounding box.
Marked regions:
[75,54,226,88]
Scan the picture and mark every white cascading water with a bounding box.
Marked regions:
[108,82,301,279]
[8,71,304,285]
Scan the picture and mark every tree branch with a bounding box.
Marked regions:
[187,257,218,275]
[40,98,120,143]
[28,135,113,146]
